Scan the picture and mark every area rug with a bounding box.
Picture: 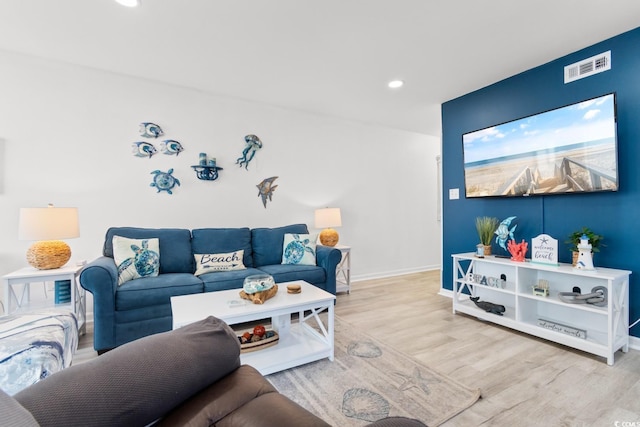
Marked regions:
[267,316,481,426]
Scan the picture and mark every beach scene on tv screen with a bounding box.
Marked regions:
[463,94,618,198]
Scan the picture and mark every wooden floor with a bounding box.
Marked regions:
[77,271,640,426]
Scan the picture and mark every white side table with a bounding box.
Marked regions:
[2,265,86,334]
[334,245,351,294]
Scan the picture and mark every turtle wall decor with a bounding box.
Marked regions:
[150,168,180,194]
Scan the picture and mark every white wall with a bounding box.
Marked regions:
[0,50,441,308]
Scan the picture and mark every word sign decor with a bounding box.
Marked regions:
[537,319,587,339]
[531,234,558,266]
[467,273,506,289]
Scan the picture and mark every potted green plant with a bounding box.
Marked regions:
[475,216,499,256]
[565,227,604,265]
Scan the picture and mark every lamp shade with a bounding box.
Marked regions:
[19,206,79,270]
[19,207,79,241]
[315,208,342,246]
[314,208,342,229]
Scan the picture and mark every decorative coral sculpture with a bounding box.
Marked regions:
[507,239,528,262]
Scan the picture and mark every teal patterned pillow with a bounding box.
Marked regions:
[113,236,160,285]
[281,234,317,266]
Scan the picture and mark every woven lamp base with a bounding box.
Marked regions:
[319,228,339,247]
[26,240,71,270]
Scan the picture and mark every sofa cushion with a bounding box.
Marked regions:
[112,236,160,285]
[200,267,265,292]
[252,224,309,267]
[194,250,246,276]
[258,264,326,285]
[15,316,241,427]
[115,273,203,311]
[0,389,39,427]
[282,233,317,266]
[104,227,194,274]
[192,228,254,268]
[156,365,331,427]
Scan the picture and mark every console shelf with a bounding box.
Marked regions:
[452,253,631,365]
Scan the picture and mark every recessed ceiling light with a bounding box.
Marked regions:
[115,0,141,7]
[388,80,404,89]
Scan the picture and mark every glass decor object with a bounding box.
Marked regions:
[243,274,275,294]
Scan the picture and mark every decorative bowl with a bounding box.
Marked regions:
[243,274,275,294]
[238,330,279,353]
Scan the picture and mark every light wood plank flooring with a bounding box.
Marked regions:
[76,271,640,426]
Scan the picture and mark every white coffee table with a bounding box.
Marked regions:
[170,280,335,375]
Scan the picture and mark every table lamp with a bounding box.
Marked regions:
[19,204,79,270]
[315,207,342,247]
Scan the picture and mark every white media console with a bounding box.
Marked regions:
[452,253,631,365]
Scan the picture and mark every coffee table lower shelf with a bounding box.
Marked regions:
[170,280,335,375]
[241,323,332,375]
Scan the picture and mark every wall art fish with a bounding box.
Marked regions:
[132,141,157,158]
[495,216,517,251]
[139,122,163,138]
[237,134,263,170]
[160,139,184,156]
[257,176,278,208]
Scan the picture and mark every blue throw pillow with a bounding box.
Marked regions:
[112,236,160,285]
[252,224,309,266]
[282,234,317,266]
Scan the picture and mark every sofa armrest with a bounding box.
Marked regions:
[316,245,342,294]
[15,316,241,427]
[0,389,39,427]
[78,256,118,351]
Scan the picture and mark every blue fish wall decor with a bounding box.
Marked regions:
[132,141,157,158]
[160,139,184,156]
[257,176,278,208]
[236,134,263,170]
[495,216,517,251]
[139,122,164,138]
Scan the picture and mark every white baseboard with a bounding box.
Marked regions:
[438,288,453,298]
[351,264,440,282]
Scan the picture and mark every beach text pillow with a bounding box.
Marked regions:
[194,250,246,276]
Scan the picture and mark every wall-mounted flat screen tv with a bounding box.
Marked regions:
[462,93,618,198]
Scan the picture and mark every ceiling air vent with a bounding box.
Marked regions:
[564,51,611,84]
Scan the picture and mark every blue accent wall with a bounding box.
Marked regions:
[442,27,640,338]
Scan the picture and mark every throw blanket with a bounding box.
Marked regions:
[0,311,78,395]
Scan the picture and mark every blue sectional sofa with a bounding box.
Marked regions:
[79,224,342,353]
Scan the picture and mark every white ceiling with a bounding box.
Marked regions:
[0,1,639,136]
